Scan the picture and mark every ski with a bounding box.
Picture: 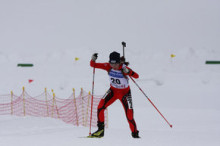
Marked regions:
[87,135,103,138]
[79,135,103,138]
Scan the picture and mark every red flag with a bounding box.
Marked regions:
[28,79,34,83]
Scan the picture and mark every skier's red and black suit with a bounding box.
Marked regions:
[90,60,139,133]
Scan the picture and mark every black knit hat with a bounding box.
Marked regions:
[109,51,120,64]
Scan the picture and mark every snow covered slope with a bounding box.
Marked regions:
[0,0,220,146]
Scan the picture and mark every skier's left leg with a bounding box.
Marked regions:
[120,90,140,138]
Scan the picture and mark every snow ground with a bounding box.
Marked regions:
[0,108,219,146]
[0,0,220,146]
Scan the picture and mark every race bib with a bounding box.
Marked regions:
[108,69,129,89]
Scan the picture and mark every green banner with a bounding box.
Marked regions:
[205,61,220,64]
[17,64,34,67]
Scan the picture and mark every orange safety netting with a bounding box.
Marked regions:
[0,88,108,128]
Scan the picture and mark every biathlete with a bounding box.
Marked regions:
[90,51,140,138]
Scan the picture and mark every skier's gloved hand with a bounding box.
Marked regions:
[122,67,130,74]
[91,53,98,61]
[120,56,125,64]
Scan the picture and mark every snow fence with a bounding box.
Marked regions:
[0,87,108,128]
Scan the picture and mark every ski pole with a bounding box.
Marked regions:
[122,42,126,58]
[129,77,173,128]
[89,63,96,135]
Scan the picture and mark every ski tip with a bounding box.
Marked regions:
[170,125,173,128]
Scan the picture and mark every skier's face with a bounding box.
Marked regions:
[110,63,120,70]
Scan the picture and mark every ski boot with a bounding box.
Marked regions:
[90,122,105,138]
[131,130,140,138]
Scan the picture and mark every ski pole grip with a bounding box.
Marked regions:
[122,42,126,47]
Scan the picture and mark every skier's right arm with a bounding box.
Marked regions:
[90,53,110,71]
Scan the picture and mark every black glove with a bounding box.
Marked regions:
[91,53,98,61]
[120,56,125,63]
[120,56,129,66]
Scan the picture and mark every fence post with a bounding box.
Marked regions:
[54,93,60,119]
[11,91,13,115]
[22,87,26,116]
[51,89,54,118]
[45,88,49,117]
[51,90,59,119]
[73,88,79,126]
[81,88,85,126]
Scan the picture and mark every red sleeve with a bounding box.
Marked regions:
[90,60,111,72]
[125,66,139,79]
